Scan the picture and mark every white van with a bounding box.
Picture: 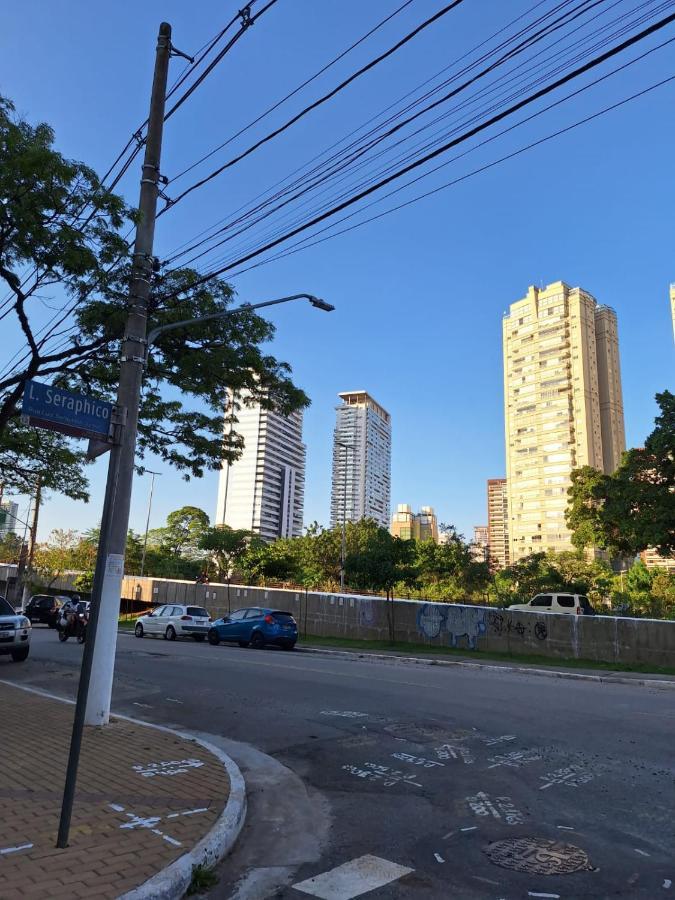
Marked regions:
[508,593,596,616]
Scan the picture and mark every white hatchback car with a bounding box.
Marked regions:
[0,595,32,662]
[509,593,596,616]
[134,604,211,642]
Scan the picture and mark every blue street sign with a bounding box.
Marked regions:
[21,380,114,441]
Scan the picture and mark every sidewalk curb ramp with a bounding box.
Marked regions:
[1,681,247,900]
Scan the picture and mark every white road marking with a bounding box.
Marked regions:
[634,848,650,856]
[460,826,477,832]
[321,710,368,719]
[664,879,672,888]
[0,843,33,855]
[442,831,454,840]
[471,875,499,886]
[528,893,560,899]
[133,701,152,709]
[109,803,125,812]
[556,825,574,830]
[292,854,413,899]
[434,853,445,863]
[165,697,183,703]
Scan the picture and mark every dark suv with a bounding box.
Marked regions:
[25,594,63,627]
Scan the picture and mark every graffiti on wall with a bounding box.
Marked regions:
[487,611,548,641]
[417,604,487,650]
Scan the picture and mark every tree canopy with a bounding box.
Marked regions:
[0,95,308,499]
[566,391,675,557]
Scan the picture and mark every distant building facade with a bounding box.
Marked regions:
[330,391,391,530]
[390,504,438,542]
[487,478,510,569]
[640,548,675,574]
[472,525,489,562]
[0,501,18,539]
[215,391,305,542]
[503,281,625,562]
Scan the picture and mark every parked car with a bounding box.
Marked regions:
[0,595,31,662]
[208,607,298,650]
[25,594,63,627]
[509,593,596,616]
[134,604,211,641]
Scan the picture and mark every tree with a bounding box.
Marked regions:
[32,529,80,588]
[0,531,22,563]
[199,525,251,579]
[0,420,89,500]
[567,391,675,557]
[150,506,210,558]
[0,96,308,485]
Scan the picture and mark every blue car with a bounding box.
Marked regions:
[208,607,298,651]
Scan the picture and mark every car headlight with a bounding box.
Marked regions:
[18,617,30,629]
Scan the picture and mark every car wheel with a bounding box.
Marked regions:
[166,625,176,641]
[11,648,29,662]
[207,629,220,646]
[135,623,144,638]
[282,641,296,651]
[58,629,68,642]
[193,634,206,642]
[237,640,249,648]
[250,631,265,650]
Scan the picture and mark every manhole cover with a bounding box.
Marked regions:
[483,837,594,875]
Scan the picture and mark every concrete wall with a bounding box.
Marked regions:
[119,575,675,669]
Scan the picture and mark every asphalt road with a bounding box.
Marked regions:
[3,627,675,899]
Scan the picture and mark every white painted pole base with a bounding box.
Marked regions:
[84,554,124,726]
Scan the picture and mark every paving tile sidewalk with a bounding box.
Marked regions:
[0,682,230,899]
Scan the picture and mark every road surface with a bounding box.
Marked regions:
[3,627,674,899]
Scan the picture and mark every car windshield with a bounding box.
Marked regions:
[0,597,15,617]
[272,612,296,624]
[187,607,209,618]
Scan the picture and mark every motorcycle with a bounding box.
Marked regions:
[57,603,89,644]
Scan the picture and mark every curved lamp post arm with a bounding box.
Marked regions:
[146,293,334,350]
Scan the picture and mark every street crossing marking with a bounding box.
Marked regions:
[292,854,413,899]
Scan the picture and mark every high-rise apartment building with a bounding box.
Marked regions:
[330,391,391,530]
[215,391,306,542]
[503,281,625,562]
[487,478,510,570]
[390,504,438,542]
[0,501,18,539]
[472,525,489,562]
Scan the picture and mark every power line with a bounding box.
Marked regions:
[159,8,675,293]
[165,0,654,271]
[169,0,418,184]
[162,0,469,212]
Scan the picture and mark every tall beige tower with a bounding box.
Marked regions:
[487,478,510,569]
[503,281,625,562]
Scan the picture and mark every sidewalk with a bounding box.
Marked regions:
[0,682,237,899]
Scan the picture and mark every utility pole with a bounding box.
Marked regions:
[140,469,161,577]
[57,22,172,849]
[84,22,172,728]
[21,477,42,609]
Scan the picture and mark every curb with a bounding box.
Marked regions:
[0,680,247,900]
[295,646,675,691]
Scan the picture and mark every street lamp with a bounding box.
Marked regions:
[146,293,334,348]
[139,470,161,578]
[336,440,355,592]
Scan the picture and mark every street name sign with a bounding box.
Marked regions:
[21,380,114,441]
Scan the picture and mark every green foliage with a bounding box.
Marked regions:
[32,529,81,587]
[198,525,251,578]
[148,506,210,557]
[566,391,675,557]
[0,95,308,492]
[0,531,22,563]
[491,550,613,607]
[0,419,89,500]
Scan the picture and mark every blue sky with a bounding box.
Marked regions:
[1,0,674,543]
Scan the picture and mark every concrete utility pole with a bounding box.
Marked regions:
[84,22,172,727]
[57,21,172,849]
